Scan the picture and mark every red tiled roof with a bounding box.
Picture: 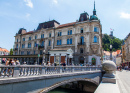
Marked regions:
[0,48,9,53]
[57,22,76,28]
[23,31,34,35]
[116,50,121,55]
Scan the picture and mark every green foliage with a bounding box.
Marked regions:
[10,48,13,55]
[102,34,123,51]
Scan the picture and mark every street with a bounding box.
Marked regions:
[117,70,130,93]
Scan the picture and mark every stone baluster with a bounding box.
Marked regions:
[41,66,45,75]
[13,67,19,77]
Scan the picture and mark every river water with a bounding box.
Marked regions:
[47,87,92,93]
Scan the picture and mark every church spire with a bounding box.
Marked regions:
[93,1,96,15]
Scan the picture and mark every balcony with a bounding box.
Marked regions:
[38,45,44,49]
[13,48,18,51]
[78,42,86,45]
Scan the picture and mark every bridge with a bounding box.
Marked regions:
[0,65,102,93]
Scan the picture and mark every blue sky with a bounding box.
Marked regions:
[0,0,130,51]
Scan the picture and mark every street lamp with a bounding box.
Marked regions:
[42,50,46,65]
[110,45,112,61]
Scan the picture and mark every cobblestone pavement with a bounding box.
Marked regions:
[116,70,130,93]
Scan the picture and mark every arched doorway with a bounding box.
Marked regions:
[79,56,84,65]
[92,58,96,65]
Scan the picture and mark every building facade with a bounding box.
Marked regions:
[0,47,9,63]
[124,33,130,67]
[13,2,102,66]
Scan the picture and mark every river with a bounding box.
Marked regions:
[47,87,92,93]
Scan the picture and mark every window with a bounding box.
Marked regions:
[34,42,37,47]
[57,40,61,45]
[68,30,72,35]
[67,39,69,44]
[27,51,30,55]
[60,32,62,36]
[67,38,72,44]
[94,36,97,43]
[68,30,70,35]
[80,48,83,53]
[28,43,31,48]
[41,34,44,38]
[15,52,17,55]
[94,27,98,32]
[17,39,18,42]
[23,38,25,41]
[80,36,84,44]
[35,35,37,39]
[16,44,18,48]
[21,51,24,55]
[49,33,51,37]
[70,38,72,44]
[41,41,44,46]
[81,28,83,33]
[22,44,25,48]
[29,37,31,40]
[49,40,51,46]
[58,32,60,36]
[70,30,72,35]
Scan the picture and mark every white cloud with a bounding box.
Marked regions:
[52,0,58,4]
[120,12,130,19]
[24,0,33,8]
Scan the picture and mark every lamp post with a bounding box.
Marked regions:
[42,50,46,65]
[110,45,112,61]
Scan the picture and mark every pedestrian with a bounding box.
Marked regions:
[47,61,51,66]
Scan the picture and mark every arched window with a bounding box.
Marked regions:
[94,36,97,43]
[92,58,96,65]
[81,36,84,45]
[70,38,72,44]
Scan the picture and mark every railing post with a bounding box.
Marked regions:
[41,66,45,75]
[60,66,62,73]
[13,66,19,77]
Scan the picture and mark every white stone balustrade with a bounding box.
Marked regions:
[0,65,102,78]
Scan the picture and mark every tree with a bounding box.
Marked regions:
[10,48,13,55]
[102,34,123,51]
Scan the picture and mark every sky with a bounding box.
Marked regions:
[0,0,130,51]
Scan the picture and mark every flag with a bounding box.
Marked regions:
[110,28,114,31]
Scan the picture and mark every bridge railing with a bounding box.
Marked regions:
[0,65,101,78]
